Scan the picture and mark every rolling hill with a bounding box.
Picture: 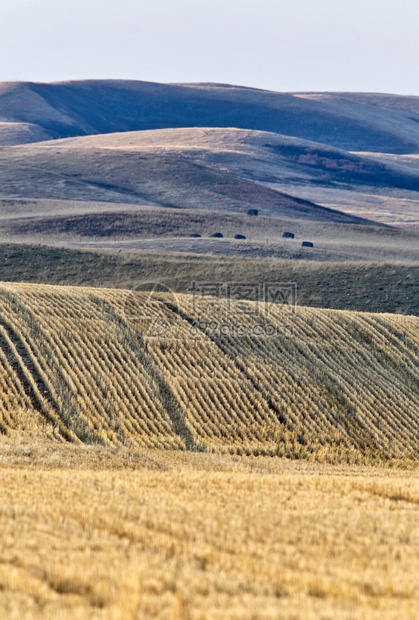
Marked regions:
[1,81,418,256]
[0,126,417,249]
[0,137,360,221]
[0,281,417,464]
[2,80,419,153]
[2,127,419,263]
[0,79,417,620]
[51,126,419,192]
[0,81,417,310]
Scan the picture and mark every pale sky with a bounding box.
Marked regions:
[0,0,418,94]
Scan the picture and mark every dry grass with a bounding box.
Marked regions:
[0,142,335,223]
[0,121,51,146]
[2,125,418,239]
[1,202,417,264]
[62,234,419,265]
[3,81,419,153]
[0,277,417,618]
[268,181,419,232]
[1,82,418,617]
[0,281,417,465]
[1,124,418,264]
[0,452,418,619]
[0,244,417,314]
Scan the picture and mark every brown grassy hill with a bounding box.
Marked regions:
[0,136,376,224]
[52,126,419,192]
[1,128,417,244]
[1,86,417,264]
[1,80,419,152]
[0,121,51,146]
[0,82,82,143]
[0,281,417,465]
[47,127,417,232]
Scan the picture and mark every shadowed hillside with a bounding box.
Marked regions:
[0,81,417,280]
[0,137,375,224]
[1,128,418,245]
[51,127,419,192]
[2,80,419,153]
[1,84,418,249]
[0,282,417,464]
[0,244,418,315]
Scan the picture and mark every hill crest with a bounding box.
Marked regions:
[1,80,419,153]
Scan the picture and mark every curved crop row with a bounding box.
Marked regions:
[0,283,417,464]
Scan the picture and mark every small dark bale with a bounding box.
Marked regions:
[282,232,295,239]
[234,234,246,240]
[210,232,224,238]
[302,241,314,248]
[247,209,258,216]
[189,233,201,238]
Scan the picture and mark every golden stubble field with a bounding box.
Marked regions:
[0,281,416,618]
[0,449,418,619]
[0,281,417,464]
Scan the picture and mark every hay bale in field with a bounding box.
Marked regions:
[302,241,314,248]
[210,232,224,238]
[247,208,258,216]
[190,233,201,238]
[282,232,295,238]
[234,234,246,240]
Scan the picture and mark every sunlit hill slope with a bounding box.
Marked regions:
[1,282,417,465]
[2,80,419,153]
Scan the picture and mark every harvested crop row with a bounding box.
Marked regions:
[0,282,417,464]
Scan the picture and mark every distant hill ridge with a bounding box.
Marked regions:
[1,80,419,152]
